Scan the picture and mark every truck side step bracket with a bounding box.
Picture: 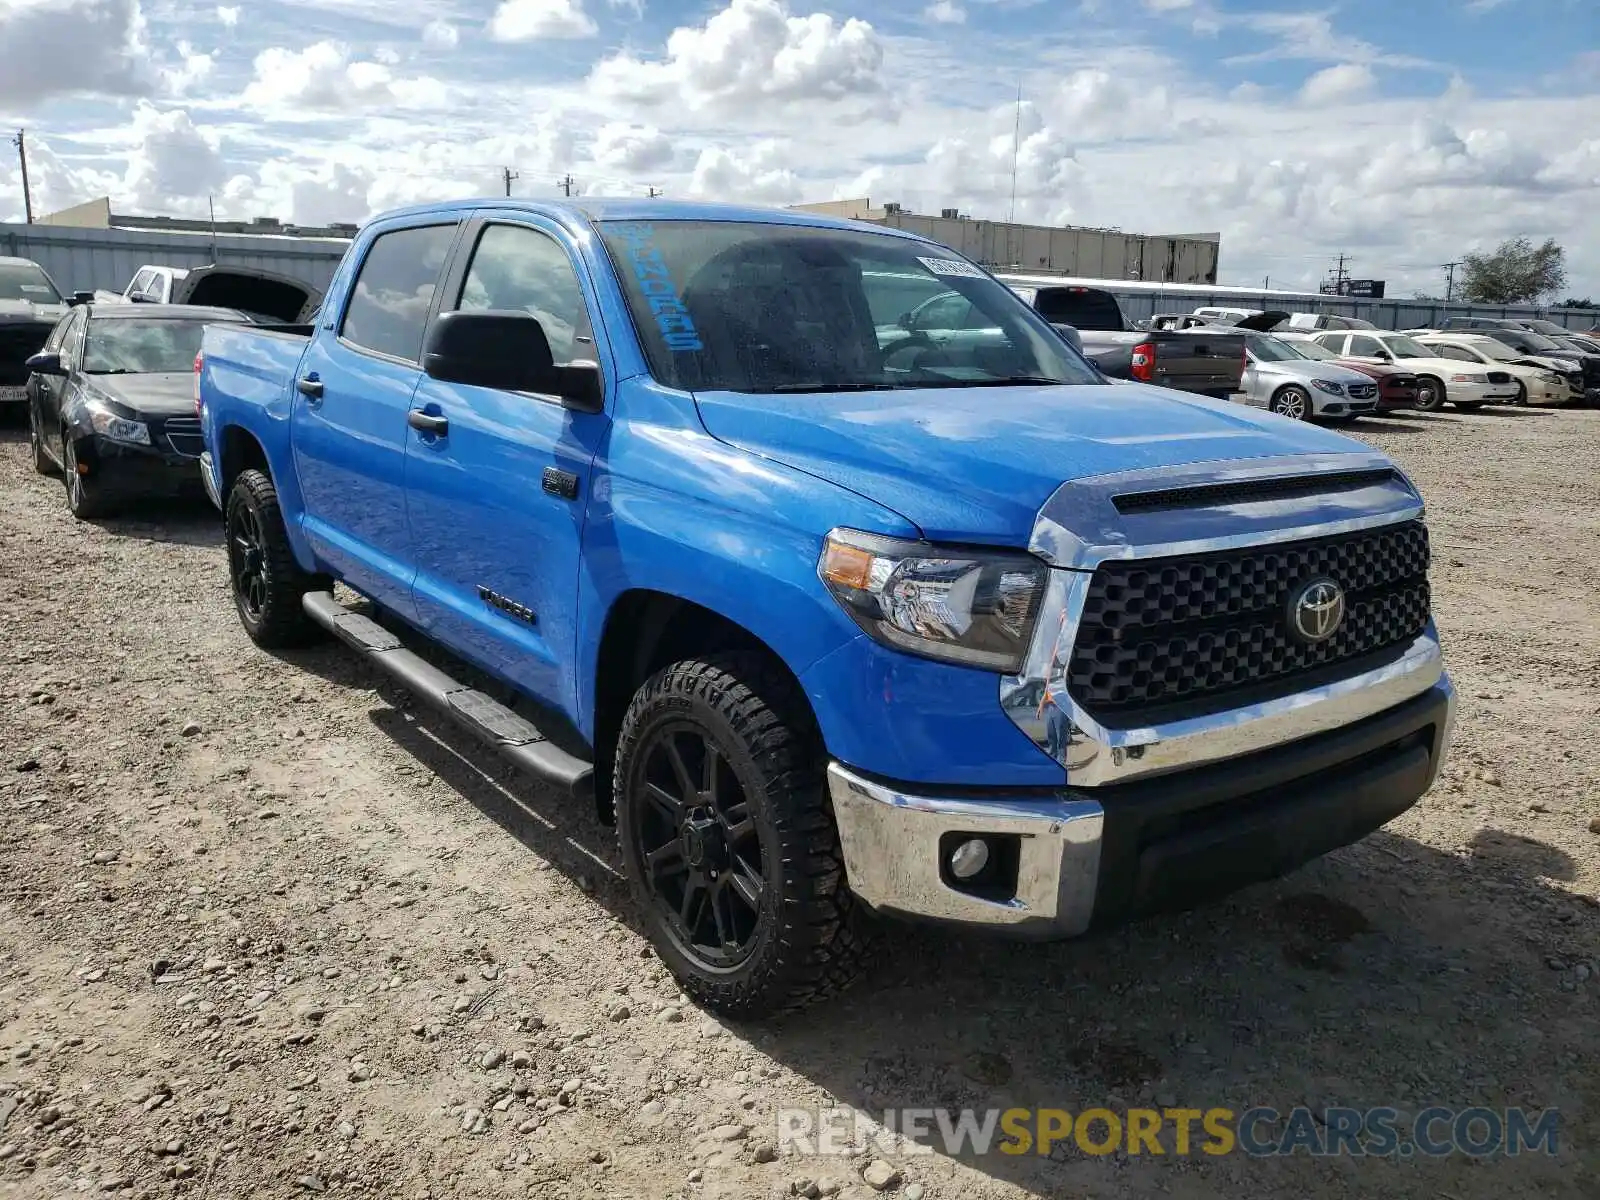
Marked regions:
[301,591,592,798]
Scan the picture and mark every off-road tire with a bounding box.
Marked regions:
[614,654,878,1018]
[62,433,112,519]
[1414,375,1445,412]
[225,468,328,648]
[30,406,56,476]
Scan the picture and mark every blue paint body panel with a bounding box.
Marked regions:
[199,197,1385,788]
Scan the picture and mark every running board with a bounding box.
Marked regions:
[302,591,593,798]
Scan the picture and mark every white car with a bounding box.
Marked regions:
[1310,329,1520,410]
[1412,334,1579,407]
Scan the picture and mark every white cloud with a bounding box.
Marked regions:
[163,42,215,94]
[119,104,229,213]
[240,42,448,112]
[924,1,965,23]
[1229,12,1434,70]
[1300,63,1376,104]
[588,0,883,112]
[688,141,802,204]
[592,123,675,172]
[0,0,147,105]
[423,19,459,47]
[1144,0,1193,9]
[216,4,238,26]
[490,0,597,41]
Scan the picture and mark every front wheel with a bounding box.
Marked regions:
[29,406,56,476]
[1269,385,1312,421]
[62,433,112,519]
[1413,376,1445,412]
[225,468,327,647]
[614,654,877,1018]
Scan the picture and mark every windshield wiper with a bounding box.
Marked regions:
[758,381,921,393]
[85,368,135,375]
[937,376,1070,388]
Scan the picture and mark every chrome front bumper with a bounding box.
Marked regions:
[827,677,1455,938]
[827,763,1105,936]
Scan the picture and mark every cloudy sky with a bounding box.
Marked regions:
[2,0,1597,297]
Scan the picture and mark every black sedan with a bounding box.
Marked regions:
[25,304,251,518]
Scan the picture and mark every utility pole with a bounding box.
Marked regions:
[501,167,519,197]
[11,129,33,224]
[1441,260,1461,303]
[1324,252,1352,294]
[647,186,664,198]
[557,174,574,197]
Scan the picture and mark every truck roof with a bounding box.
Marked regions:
[370,197,932,240]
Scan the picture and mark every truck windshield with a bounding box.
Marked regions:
[84,318,218,374]
[0,261,62,304]
[597,220,1101,393]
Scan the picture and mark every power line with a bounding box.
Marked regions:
[1440,260,1462,303]
[501,167,519,197]
[557,174,574,197]
[11,129,33,224]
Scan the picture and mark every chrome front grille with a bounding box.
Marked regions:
[1066,520,1431,718]
[1345,382,1377,399]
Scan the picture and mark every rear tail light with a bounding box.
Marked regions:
[1130,342,1155,382]
[193,351,204,416]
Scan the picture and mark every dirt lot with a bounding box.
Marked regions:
[0,406,1595,1200]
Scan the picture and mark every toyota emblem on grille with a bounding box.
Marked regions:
[1288,577,1346,644]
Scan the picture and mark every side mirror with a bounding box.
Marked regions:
[25,351,65,376]
[422,310,601,411]
[1377,351,1393,362]
[896,311,914,331]
[70,290,96,306]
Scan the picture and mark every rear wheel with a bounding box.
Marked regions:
[225,468,327,647]
[614,654,877,1018]
[1413,376,1445,412]
[1510,381,1528,407]
[1269,385,1312,421]
[62,433,112,519]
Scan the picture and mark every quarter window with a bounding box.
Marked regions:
[455,224,594,366]
[340,224,458,362]
[1348,335,1383,356]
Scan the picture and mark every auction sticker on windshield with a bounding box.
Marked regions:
[918,256,987,279]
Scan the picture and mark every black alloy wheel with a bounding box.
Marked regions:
[228,500,270,625]
[631,721,766,970]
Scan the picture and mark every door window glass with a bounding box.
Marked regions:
[340,224,458,362]
[455,224,593,365]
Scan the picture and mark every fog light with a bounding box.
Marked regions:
[949,838,990,880]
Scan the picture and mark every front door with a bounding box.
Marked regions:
[290,219,461,616]
[404,216,612,716]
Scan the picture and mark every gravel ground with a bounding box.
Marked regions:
[0,405,1595,1200]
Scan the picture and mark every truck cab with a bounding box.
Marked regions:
[199,200,1455,1018]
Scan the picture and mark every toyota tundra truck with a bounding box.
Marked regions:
[199,200,1455,1018]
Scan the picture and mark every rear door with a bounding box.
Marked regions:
[290,217,465,616]
[403,214,612,714]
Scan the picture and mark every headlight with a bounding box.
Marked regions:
[86,400,150,445]
[819,529,1047,673]
[1543,372,1565,385]
[1310,379,1345,395]
[1450,373,1487,384]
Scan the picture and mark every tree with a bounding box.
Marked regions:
[1459,237,1567,305]
[1557,296,1594,308]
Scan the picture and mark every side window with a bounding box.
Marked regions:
[912,292,975,331]
[1315,333,1346,354]
[340,224,458,362]
[149,272,170,302]
[1435,345,1473,362]
[128,269,154,297]
[43,312,73,352]
[61,310,88,367]
[454,224,593,366]
[1348,335,1382,356]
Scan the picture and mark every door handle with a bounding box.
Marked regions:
[297,375,324,399]
[407,409,449,436]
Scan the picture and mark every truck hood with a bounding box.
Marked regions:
[171,265,322,324]
[693,382,1366,543]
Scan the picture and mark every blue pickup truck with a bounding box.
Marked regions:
[198,199,1455,1017]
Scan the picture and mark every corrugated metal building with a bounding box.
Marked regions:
[1,212,350,297]
[791,198,1222,284]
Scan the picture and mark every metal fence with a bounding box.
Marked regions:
[0,222,348,296]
